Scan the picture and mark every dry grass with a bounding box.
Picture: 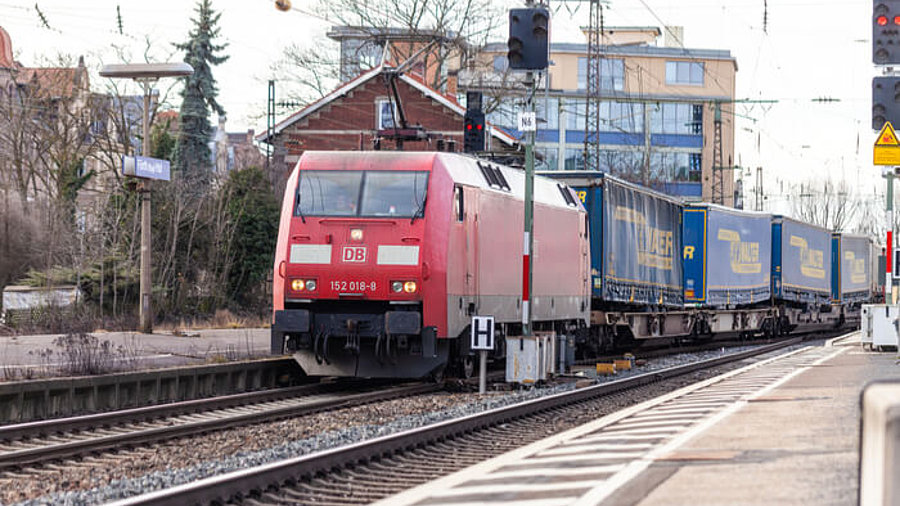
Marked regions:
[156,309,270,334]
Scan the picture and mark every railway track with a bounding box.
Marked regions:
[109,336,812,506]
[0,379,440,471]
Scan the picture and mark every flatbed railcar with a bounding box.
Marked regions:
[271,151,588,379]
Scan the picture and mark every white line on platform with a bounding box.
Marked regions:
[537,443,653,456]
[431,480,599,497]
[375,345,819,506]
[421,499,577,506]
[479,465,626,479]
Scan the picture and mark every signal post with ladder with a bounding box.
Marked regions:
[875,121,900,302]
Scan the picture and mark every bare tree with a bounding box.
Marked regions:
[791,178,860,231]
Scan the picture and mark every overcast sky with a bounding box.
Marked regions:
[0,0,880,214]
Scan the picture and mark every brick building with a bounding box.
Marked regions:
[256,65,517,189]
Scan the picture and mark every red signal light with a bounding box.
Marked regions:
[476,124,483,130]
[879,15,889,25]
[466,124,472,130]
[894,15,900,24]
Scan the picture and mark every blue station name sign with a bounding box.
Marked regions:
[121,155,171,181]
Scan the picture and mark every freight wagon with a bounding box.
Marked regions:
[772,216,840,332]
[682,204,777,337]
[831,233,875,327]
[541,171,692,348]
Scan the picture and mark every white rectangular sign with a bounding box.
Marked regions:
[122,155,171,181]
[470,315,495,350]
[518,111,536,132]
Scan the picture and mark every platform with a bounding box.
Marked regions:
[0,328,271,374]
[381,334,895,506]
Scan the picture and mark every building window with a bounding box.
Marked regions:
[565,98,586,131]
[493,55,508,72]
[564,148,584,171]
[376,99,395,130]
[536,97,559,131]
[665,61,704,85]
[600,101,643,133]
[651,103,702,134]
[597,149,644,179]
[536,145,559,170]
[577,58,625,91]
[649,151,702,182]
[487,101,518,131]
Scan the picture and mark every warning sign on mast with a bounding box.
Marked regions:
[875,121,900,165]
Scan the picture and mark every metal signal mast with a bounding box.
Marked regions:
[582,0,604,172]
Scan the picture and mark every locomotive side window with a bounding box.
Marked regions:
[454,186,464,222]
[295,170,428,218]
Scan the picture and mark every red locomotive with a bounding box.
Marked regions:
[272,151,589,378]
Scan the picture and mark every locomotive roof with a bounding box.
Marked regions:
[296,151,584,211]
[441,154,585,210]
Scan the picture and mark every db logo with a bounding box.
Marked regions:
[342,246,367,263]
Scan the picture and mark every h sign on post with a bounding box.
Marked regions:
[470,316,495,350]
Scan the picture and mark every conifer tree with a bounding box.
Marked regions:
[173,0,228,187]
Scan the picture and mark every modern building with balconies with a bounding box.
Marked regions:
[461,26,738,204]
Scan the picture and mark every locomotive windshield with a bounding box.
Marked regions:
[295,170,428,218]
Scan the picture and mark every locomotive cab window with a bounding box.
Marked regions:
[295,170,428,218]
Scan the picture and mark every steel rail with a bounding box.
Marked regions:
[0,381,439,470]
[110,336,808,506]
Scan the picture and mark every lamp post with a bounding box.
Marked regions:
[99,63,193,333]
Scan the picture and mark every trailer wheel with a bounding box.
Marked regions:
[460,356,475,379]
[430,365,446,383]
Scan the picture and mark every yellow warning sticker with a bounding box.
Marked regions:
[876,122,900,146]
[875,122,900,165]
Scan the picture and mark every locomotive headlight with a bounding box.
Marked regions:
[291,279,305,291]
[403,281,417,293]
[305,280,316,291]
[350,228,364,241]
[391,281,403,293]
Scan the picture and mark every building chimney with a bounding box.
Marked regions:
[664,26,683,48]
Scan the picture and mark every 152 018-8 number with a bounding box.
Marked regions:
[330,280,377,292]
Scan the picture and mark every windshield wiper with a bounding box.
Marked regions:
[411,195,426,224]
[295,190,306,224]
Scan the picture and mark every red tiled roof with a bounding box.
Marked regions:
[256,65,516,147]
[0,26,14,69]
[19,67,85,99]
